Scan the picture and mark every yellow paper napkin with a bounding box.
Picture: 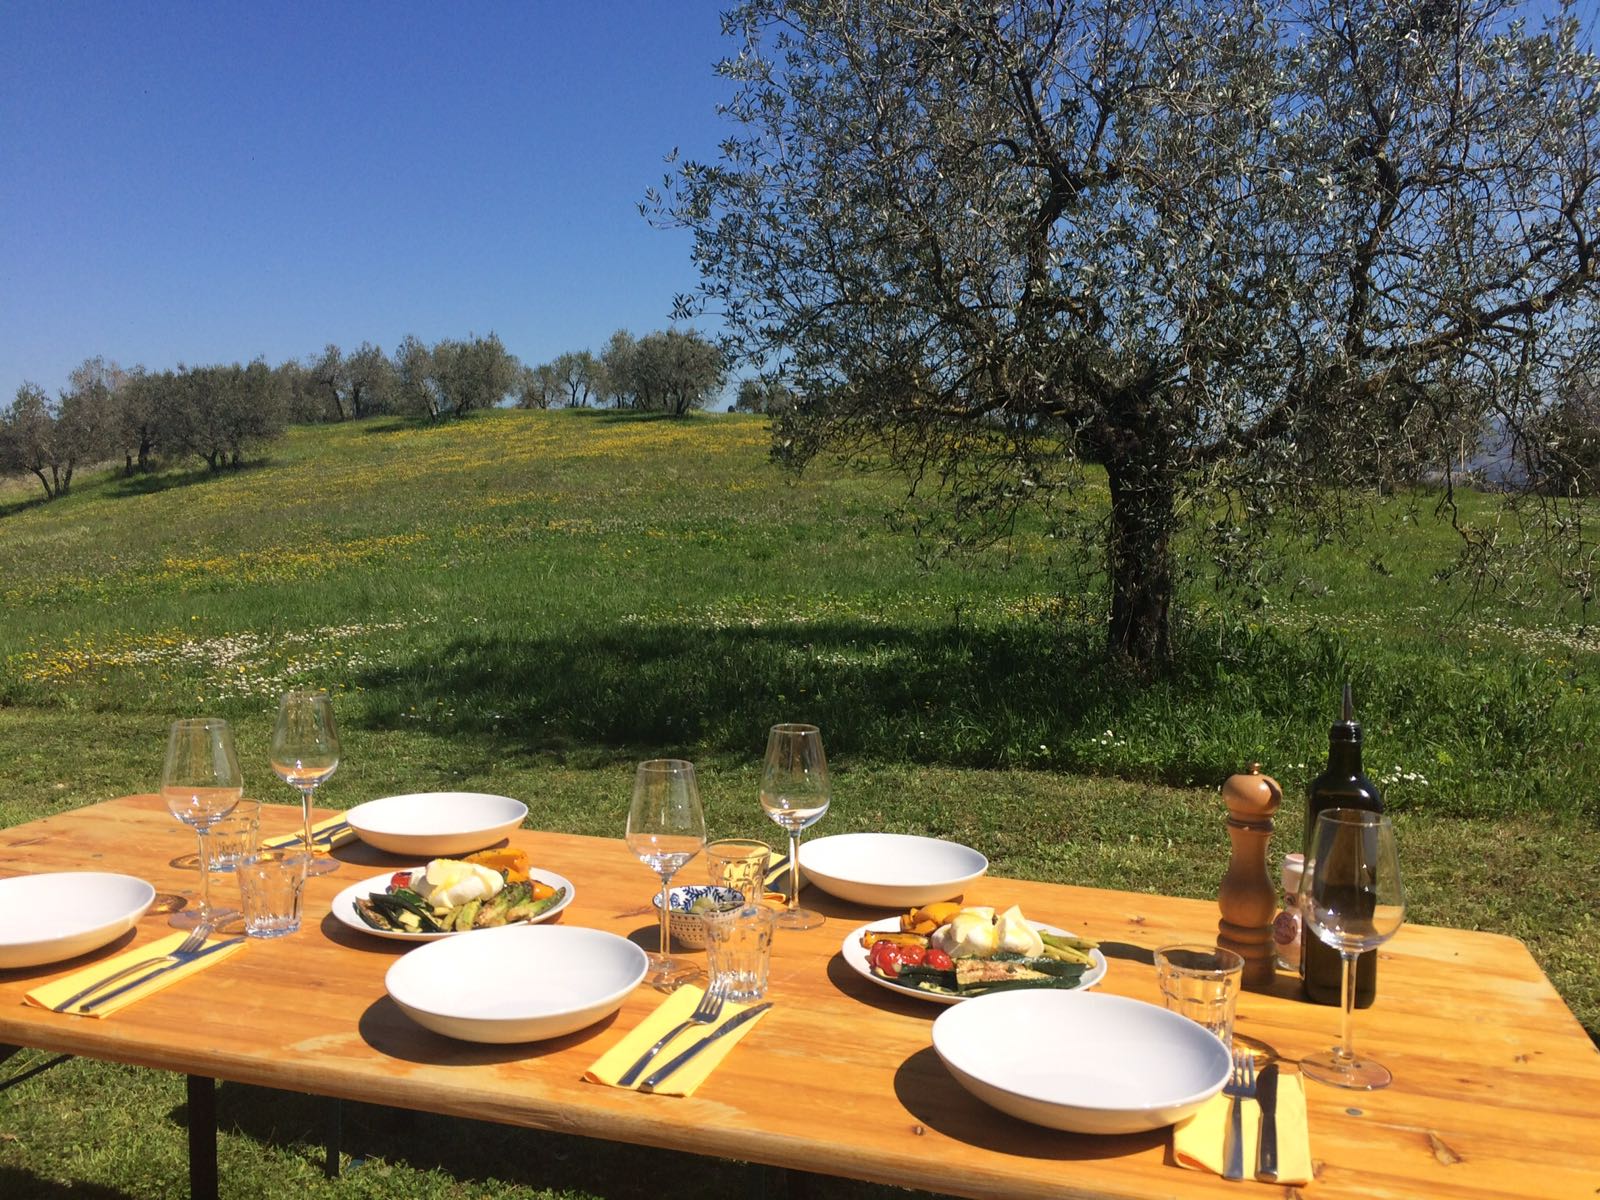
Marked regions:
[25,932,247,1018]
[584,985,771,1097]
[262,814,355,851]
[1173,1068,1313,1185]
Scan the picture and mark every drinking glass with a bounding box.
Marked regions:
[269,689,341,876]
[626,759,707,990]
[1299,807,1406,1089]
[705,837,772,907]
[160,717,244,930]
[760,723,830,931]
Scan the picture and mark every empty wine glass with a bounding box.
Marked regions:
[269,689,342,876]
[1299,807,1407,1089]
[760,723,830,931]
[160,717,243,930]
[626,759,707,991]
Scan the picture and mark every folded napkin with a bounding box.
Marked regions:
[584,985,772,1097]
[1173,1068,1313,1185]
[25,932,247,1018]
[261,814,355,851]
[765,854,801,894]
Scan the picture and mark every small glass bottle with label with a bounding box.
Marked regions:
[1273,852,1304,971]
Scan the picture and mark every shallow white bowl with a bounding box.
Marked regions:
[932,990,1232,1134]
[346,792,528,857]
[798,833,988,907]
[0,873,157,969]
[385,924,648,1043]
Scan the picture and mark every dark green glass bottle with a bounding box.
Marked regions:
[1301,683,1384,1007]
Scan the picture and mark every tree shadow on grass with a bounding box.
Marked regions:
[350,616,1344,787]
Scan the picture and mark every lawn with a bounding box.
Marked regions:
[1,408,1596,1199]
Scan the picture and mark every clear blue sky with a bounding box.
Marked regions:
[0,1,734,403]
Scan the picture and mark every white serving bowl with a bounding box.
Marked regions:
[798,833,988,907]
[0,873,157,969]
[346,792,528,857]
[651,885,745,949]
[385,924,648,1043]
[932,990,1232,1135]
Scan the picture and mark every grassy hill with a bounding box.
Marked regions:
[1,408,1596,1198]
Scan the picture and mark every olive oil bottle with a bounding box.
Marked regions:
[1301,684,1384,1007]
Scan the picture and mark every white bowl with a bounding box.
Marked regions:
[798,833,988,907]
[932,991,1232,1134]
[0,873,157,969]
[386,923,649,1043]
[346,792,528,857]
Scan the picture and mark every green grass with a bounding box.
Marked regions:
[2,408,1597,1199]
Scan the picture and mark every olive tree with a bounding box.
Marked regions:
[658,0,1600,663]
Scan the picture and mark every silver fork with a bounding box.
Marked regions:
[1222,1050,1257,1181]
[52,926,211,1013]
[617,985,727,1087]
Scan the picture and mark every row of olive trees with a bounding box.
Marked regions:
[2,327,732,501]
[0,358,281,499]
[513,329,727,416]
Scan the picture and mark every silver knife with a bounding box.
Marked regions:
[78,937,246,1012]
[1256,1063,1280,1181]
[639,1002,774,1091]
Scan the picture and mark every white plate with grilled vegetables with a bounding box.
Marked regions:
[331,863,575,942]
[840,911,1106,1005]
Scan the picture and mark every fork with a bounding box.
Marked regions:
[1222,1050,1257,1181]
[617,985,727,1087]
[53,926,212,1013]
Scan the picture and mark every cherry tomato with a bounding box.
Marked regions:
[897,944,927,968]
[868,940,903,976]
[924,947,953,971]
[389,871,413,890]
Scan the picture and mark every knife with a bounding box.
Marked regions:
[638,1002,774,1091]
[1256,1063,1280,1181]
[78,937,246,1012]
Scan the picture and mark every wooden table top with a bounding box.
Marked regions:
[1,796,1596,1199]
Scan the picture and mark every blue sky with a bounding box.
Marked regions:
[0,1,734,402]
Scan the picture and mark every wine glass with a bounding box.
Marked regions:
[269,689,342,877]
[626,759,707,991]
[1299,807,1407,1089]
[160,717,244,930]
[760,723,830,931]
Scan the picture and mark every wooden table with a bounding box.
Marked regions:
[2,796,1597,1199]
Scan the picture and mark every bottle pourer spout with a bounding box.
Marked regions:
[1342,681,1354,722]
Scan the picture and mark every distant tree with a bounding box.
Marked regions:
[599,330,639,408]
[733,377,793,415]
[308,343,347,421]
[659,0,1600,664]
[346,341,396,418]
[0,382,73,498]
[274,359,323,425]
[552,350,603,407]
[515,362,563,410]
[393,335,442,421]
[56,358,121,477]
[429,333,519,420]
[116,367,165,473]
[630,329,726,416]
[1532,361,1600,496]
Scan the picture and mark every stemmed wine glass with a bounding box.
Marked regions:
[760,723,830,931]
[269,689,342,876]
[160,717,243,930]
[1299,807,1407,1089]
[626,759,707,991]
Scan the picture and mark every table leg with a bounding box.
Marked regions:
[186,1075,218,1200]
[323,1095,342,1177]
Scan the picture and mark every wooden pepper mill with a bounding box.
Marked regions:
[1217,763,1283,991]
